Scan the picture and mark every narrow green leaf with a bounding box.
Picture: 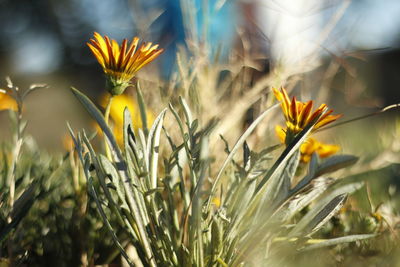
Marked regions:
[137,128,149,173]
[179,96,193,126]
[301,234,376,251]
[147,109,167,188]
[302,194,347,235]
[136,81,149,136]
[315,155,358,177]
[123,107,134,152]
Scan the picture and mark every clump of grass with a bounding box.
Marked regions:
[0,79,130,266]
[69,82,375,266]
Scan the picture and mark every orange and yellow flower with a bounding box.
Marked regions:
[0,90,17,111]
[87,32,163,95]
[273,87,341,162]
[276,125,340,163]
[273,87,341,143]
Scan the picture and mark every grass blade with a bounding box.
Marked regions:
[207,103,279,208]
[301,234,376,251]
[147,109,167,188]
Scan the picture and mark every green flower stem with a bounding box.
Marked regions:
[104,95,114,160]
[135,81,148,136]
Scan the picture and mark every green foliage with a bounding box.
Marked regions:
[0,81,125,266]
[70,86,374,266]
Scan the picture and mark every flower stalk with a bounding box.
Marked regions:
[104,95,114,159]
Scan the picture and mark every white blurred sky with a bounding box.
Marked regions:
[256,0,400,70]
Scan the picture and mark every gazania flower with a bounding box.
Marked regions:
[0,90,17,111]
[62,134,75,151]
[96,93,154,144]
[87,32,163,95]
[212,197,221,208]
[276,125,340,163]
[273,87,341,144]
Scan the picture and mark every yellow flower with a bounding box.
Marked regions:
[87,32,163,95]
[62,134,74,151]
[212,197,221,208]
[0,90,17,111]
[300,137,340,163]
[98,93,154,144]
[275,125,340,163]
[273,87,341,143]
[273,87,341,163]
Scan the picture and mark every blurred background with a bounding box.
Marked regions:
[0,0,400,151]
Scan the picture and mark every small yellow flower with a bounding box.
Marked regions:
[273,87,341,143]
[0,90,17,111]
[300,137,340,163]
[275,125,340,163]
[87,32,163,95]
[98,93,154,144]
[212,197,221,208]
[62,134,75,151]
